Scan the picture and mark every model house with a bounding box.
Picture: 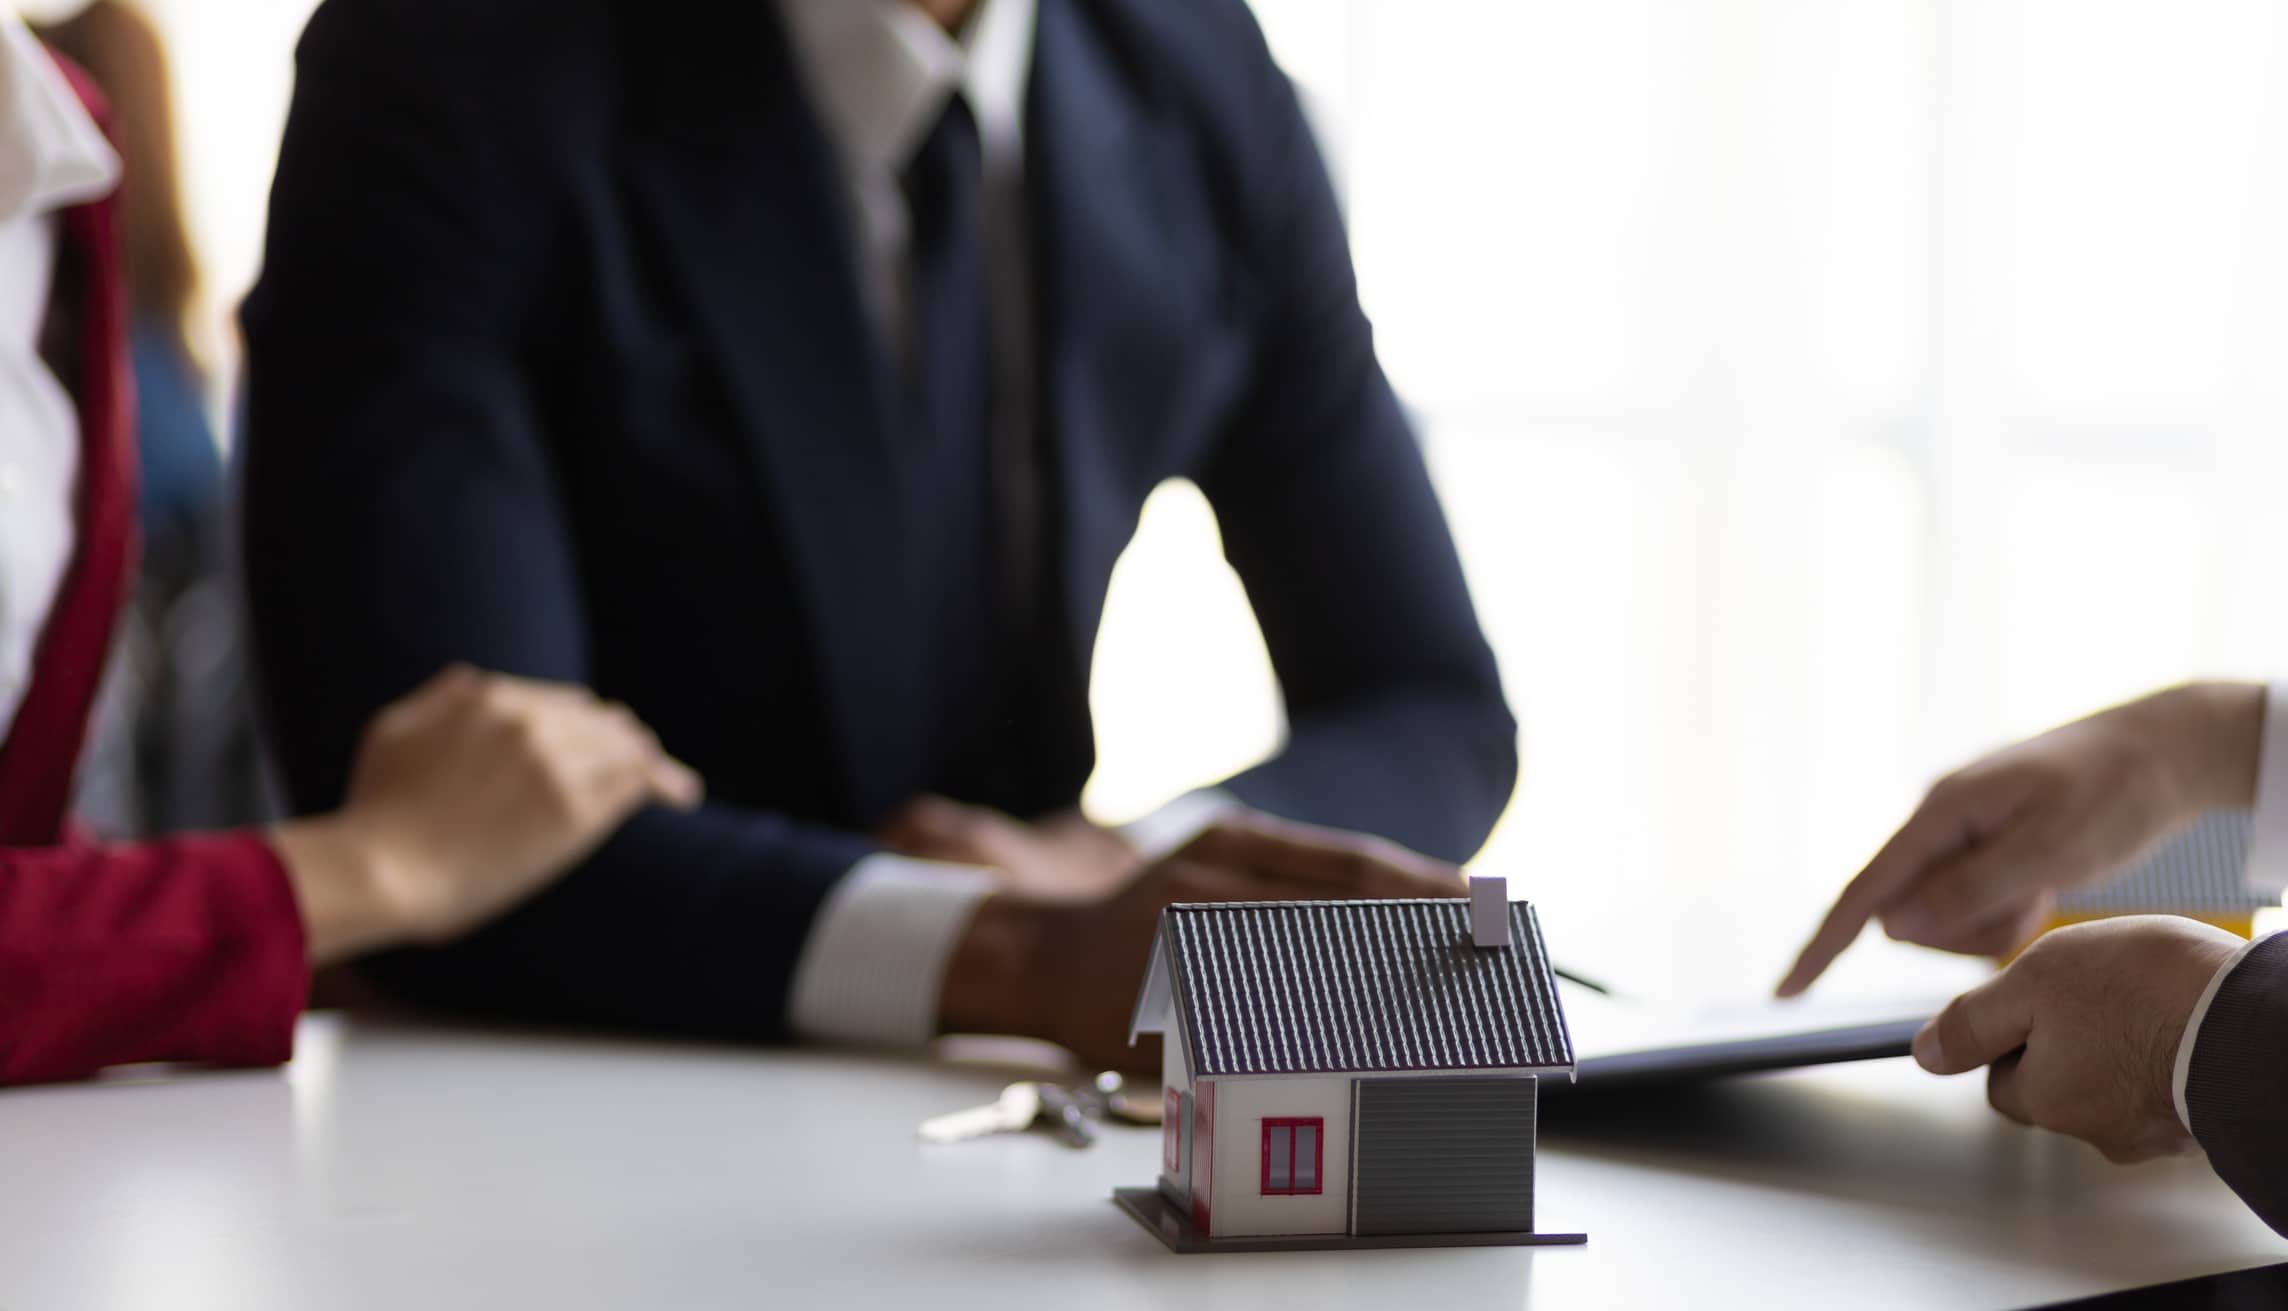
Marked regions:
[1115,878,1583,1253]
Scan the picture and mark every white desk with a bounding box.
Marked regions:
[0,1015,2278,1310]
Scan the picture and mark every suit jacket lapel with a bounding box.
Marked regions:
[620,6,927,822]
[1028,0,1234,676]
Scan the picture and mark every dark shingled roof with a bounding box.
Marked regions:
[1152,900,1574,1078]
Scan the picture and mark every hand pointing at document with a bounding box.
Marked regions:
[1777,681,2263,996]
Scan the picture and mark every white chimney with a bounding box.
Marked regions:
[1468,875,1510,948]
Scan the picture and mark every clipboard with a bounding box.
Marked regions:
[1547,978,1933,1091]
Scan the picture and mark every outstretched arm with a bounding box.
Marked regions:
[1190,14,1516,865]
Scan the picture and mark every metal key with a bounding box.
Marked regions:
[1035,1083,1097,1148]
[1081,1071,1162,1126]
[917,1082,1043,1145]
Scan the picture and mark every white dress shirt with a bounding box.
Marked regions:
[0,7,120,745]
[776,0,1238,1046]
[2173,680,2288,1131]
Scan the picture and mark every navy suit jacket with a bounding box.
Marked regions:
[241,0,1517,1039]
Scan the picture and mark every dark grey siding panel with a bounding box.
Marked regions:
[1352,1076,1536,1235]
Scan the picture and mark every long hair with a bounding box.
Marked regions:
[37,1,202,369]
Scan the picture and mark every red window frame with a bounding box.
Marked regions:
[1163,1089,1184,1174]
[1260,1117,1324,1196]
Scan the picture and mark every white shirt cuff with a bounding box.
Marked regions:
[787,853,996,1047]
[2172,931,2275,1134]
[1118,788,1245,863]
[2241,681,2288,899]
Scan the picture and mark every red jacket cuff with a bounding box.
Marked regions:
[0,830,309,1084]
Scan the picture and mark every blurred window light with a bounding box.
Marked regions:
[1094,0,2288,1001]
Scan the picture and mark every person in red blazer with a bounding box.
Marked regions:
[0,26,701,1087]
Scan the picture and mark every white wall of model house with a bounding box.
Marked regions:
[1209,1075,1356,1238]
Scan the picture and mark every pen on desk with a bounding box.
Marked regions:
[1553,965,1613,996]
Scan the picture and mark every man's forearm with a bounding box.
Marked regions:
[1220,688,1517,865]
[357,803,867,1041]
[2152,680,2265,815]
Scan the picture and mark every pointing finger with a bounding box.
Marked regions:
[1778,794,1973,996]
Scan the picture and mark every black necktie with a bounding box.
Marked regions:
[902,95,1014,788]
[902,95,991,465]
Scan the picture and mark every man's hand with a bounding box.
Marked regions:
[937,813,1469,1070]
[1777,681,2262,997]
[274,666,703,964]
[1912,916,2243,1162]
[878,797,1141,901]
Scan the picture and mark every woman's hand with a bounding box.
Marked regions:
[273,666,702,964]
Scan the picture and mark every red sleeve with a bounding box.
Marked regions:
[0,831,309,1085]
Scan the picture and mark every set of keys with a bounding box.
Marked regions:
[918,1071,1161,1149]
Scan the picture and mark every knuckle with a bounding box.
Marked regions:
[1187,821,1245,861]
[1881,907,1929,944]
[1983,1082,2008,1116]
[1925,770,1968,806]
[2020,756,2078,798]
[2015,928,2069,975]
[510,711,550,750]
[538,771,586,820]
[358,708,403,753]
[1341,847,1379,885]
[480,711,523,747]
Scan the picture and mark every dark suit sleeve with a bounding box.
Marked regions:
[2186,932,2288,1238]
[1190,24,1517,865]
[0,832,305,1084]
[239,4,872,1039]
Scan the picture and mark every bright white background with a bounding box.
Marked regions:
[46,0,2288,1003]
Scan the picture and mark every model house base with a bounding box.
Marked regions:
[1113,1189,1587,1254]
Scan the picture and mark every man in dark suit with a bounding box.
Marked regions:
[1779,681,2287,1236]
[240,0,1515,1068]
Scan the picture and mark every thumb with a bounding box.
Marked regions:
[1912,965,2037,1076]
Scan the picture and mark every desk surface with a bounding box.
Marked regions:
[2,1016,2278,1310]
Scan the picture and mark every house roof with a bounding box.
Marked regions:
[1128,899,1575,1079]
